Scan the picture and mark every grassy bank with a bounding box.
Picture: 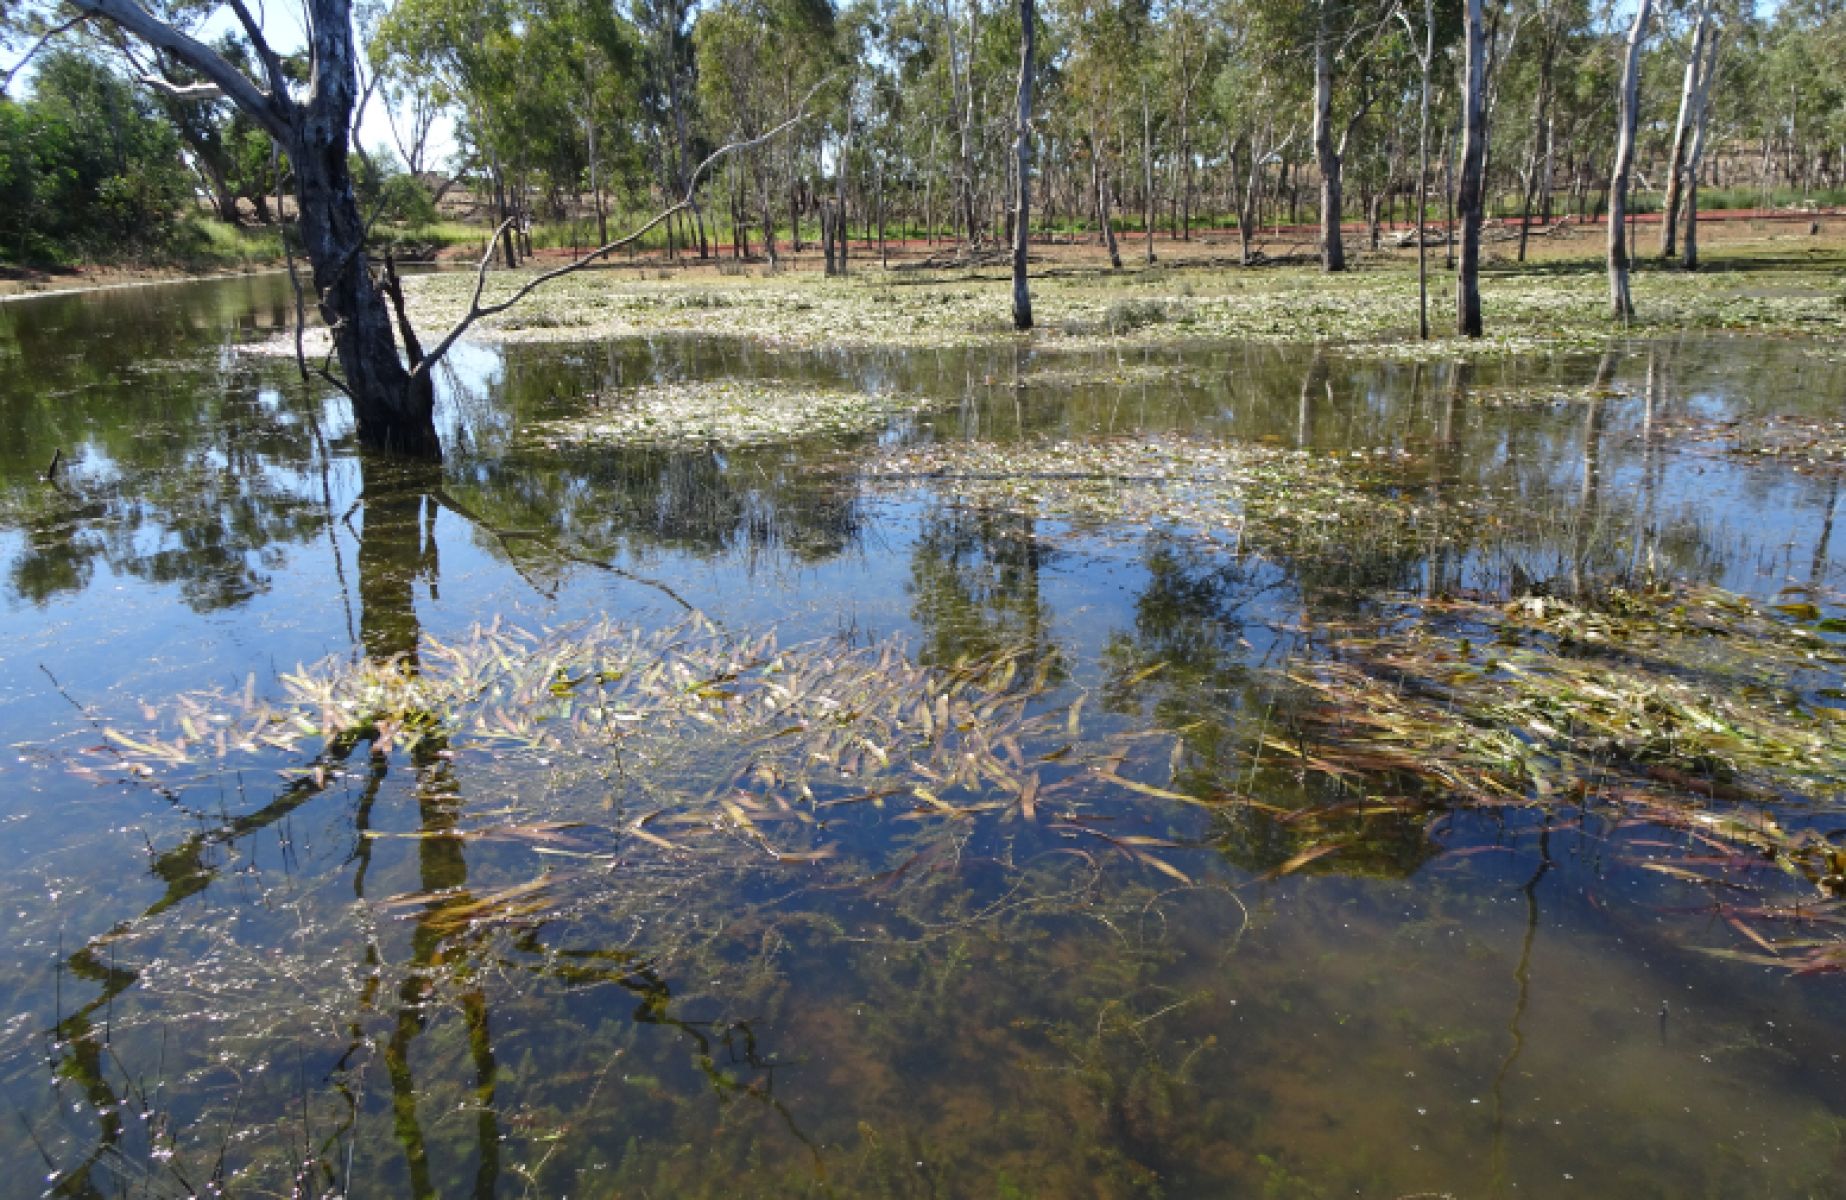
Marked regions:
[0,218,289,298]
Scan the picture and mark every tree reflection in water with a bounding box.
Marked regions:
[28,450,834,1197]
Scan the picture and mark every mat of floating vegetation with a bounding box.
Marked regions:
[1645,413,1846,473]
[537,379,939,448]
[1456,382,1635,408]
[1255,583,1846,973]
[403,264,1846,356]
[860,434,1446,560]
[1014,362,1206,388]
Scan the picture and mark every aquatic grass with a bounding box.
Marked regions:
[536,379,942,450]
[1252,583,1846,971]
[79,615,1208,898]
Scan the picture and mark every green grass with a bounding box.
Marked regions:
[167,217,285,270]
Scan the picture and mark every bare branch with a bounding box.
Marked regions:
[412,91,828,380]
[349,71,379,178]
[2,15,89,94]
[139,74,223,99]
[66,0,290,140]
[225,0,290,100]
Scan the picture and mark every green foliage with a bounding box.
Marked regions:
[353,148,441,227]
[0,49,192,263]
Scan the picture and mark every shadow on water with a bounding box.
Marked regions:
[3,276,1846,1196]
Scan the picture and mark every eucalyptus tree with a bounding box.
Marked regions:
[43,0,450,453]
[1678,0,1731,268]
[378,0,516,260]
[1658,0,1716,258]
[124,28,256,223]
[870,0,951,240]
[1510,0,1571,262]
[1394,0,1439,337]
[1308,0,1380,271]
[33,0,808,458]
[1153,0,1222,240]
[1608,0,1652,318]
[1210,21,1303,266]
[1752,0,1841,196]
[1012,0,1034,328]
[936,0,983,245]
[1453,0,1484,334]
[636,0,705,255]
[1235,0,1390,272]
[1064,0,1142,268]
[695,0,833,263]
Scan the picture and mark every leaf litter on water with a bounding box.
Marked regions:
[862,432,1846,971]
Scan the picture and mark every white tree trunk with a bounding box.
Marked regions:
[1609,0,1653,318]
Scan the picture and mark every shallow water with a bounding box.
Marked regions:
[2,274,1844,1199]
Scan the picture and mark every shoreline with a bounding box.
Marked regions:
[0,263,289,304]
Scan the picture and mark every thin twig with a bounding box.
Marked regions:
[1,15,89,93]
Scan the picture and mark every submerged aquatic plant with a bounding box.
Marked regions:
[1258,583,1846,972]
[82,615,1211,908]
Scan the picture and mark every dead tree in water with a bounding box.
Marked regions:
[67,0,813,460]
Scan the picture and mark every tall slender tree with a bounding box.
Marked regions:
[1012,0,1034,329]
[1659,0,1714,259]
[1608,0,1652,318]
[1454,0,1486,335]
[64,0,443,456]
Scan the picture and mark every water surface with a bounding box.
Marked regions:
[2,275,1843,1199]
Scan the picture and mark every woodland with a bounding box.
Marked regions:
[0,0,1842,413]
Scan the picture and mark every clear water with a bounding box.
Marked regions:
[1,275,1843,1199]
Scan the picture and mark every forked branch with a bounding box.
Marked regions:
[412,85,829,379]
[224,0,291,100]
[65,0,289,138]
